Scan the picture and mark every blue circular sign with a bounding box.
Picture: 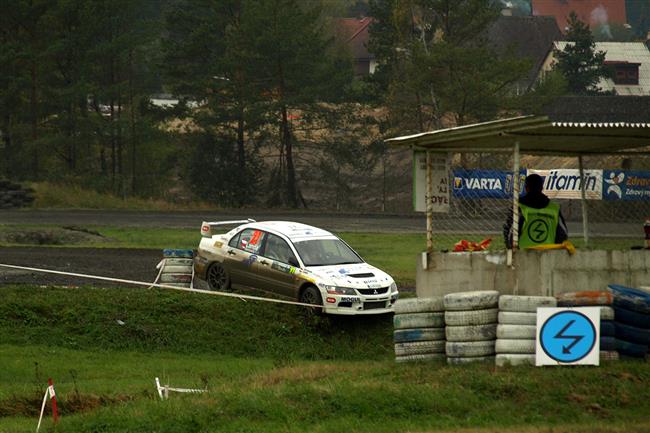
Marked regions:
[539,310,597,363]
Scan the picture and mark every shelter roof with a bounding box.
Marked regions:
[385,115,650,155]
[544,96,650,123]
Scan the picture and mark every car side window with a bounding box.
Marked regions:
[263,233,297,265]
[231,228,266,254]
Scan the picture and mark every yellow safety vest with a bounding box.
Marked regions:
[519,202,560,249]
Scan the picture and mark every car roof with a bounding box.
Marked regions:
[244,221,336,242]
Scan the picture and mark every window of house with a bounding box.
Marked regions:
[611,62,640,86]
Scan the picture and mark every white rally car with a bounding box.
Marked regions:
[193,220,399,315]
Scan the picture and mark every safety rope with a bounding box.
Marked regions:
[0,263,322,309]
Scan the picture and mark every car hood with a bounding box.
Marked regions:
[304,262,394,289]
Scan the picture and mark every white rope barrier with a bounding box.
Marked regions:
[0,263,322,309]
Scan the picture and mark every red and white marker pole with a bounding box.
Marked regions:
[48,378,59,424]
[36,378,59,432]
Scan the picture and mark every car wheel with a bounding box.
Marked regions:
[206,263,231,291]
[299,285,323,314]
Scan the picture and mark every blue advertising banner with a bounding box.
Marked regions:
[603,170,650,201]
[453,169,525,199]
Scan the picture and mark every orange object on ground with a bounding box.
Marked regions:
[527,240,576,255]
[453,238,492,252]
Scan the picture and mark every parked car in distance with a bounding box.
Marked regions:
[194,220,399,315]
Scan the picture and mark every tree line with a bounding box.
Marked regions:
[0,0,616,208]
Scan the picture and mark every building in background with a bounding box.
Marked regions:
[539,42,650,96]
[487,15,563,93]
[335,17,375,76]
[532,0,627,33]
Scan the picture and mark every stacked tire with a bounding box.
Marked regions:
[393,297,446,363]
[495,295,556,366]
[609,285,650,360]
[0,180,35,209]
[158,249,194,288]
[556,291,618,361]
[444,291,499,365]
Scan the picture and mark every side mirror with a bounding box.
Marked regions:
[288,257,299,267]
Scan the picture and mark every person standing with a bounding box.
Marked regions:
[504,174,568,249]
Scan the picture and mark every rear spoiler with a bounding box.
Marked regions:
[200,219,255,237]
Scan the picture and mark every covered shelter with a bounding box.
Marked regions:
[386,115,650,296]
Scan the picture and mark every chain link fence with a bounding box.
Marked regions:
[426,151,650,252]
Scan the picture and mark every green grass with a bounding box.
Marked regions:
[29,182,215,210]
[1,285,650,433]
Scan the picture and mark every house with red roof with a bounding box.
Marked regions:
[335,17,376,76]
[532,0,627,33]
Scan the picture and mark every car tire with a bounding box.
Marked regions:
[394,297,444,314]
[447,356,494,365]
[394,340,445,356]
[495,354,535,367]
[443,290,499,311]
[496,324,537,340]
[394,328,445,343]
[299,285,323,315]
[444,308,498,326]
[498,295,556,312]
[614,322,650,345]
[613,306,650,328]
[394,313,445,329]
[600,351,620,362]
[601,320,615,337]
[206,262,231,291]
[395,353,446,363]
[498,311,537,325]
[495,339,536,354]
[446,340,495,357]
[556,290,613,307]
[445,324,497,342]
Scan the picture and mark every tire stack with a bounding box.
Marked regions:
[0,180,35,209]
[556,291,618,361]
[609,285,650,360]
[444,291,499,365]
[393,297,446,363]
[158,249,194,288]
[495,295,556,367]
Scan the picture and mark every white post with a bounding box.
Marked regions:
[36,388,48,432]
[579,156,589,247]
[426,151,433,253]
[508,142,521,268]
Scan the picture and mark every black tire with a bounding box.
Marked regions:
[615,322,650,345]
[614,306,650,329]
[206,263,231,291]
[601,320,615,337]
[300,285,323,315]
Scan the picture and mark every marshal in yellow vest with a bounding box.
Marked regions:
[519,202,560,249]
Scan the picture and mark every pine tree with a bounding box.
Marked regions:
[553,12,610,95]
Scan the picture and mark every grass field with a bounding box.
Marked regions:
[1,285,650,433]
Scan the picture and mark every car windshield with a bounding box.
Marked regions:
[293,238,363,266]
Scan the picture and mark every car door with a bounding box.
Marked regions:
[224,228,267,288]
[256,233,300,297]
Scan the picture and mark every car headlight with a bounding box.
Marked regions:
[324,285,356,295]
[390,282,398,293]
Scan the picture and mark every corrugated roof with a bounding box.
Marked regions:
[385,115,650,155]
[553,41,650,96]
[543,96,650,123]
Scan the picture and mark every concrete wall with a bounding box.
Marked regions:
[416,249,650,297]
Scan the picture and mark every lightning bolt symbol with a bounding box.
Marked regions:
[533,223,545,239]
[554,320,584,354]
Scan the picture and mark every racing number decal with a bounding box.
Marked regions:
[527,218,550,244]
